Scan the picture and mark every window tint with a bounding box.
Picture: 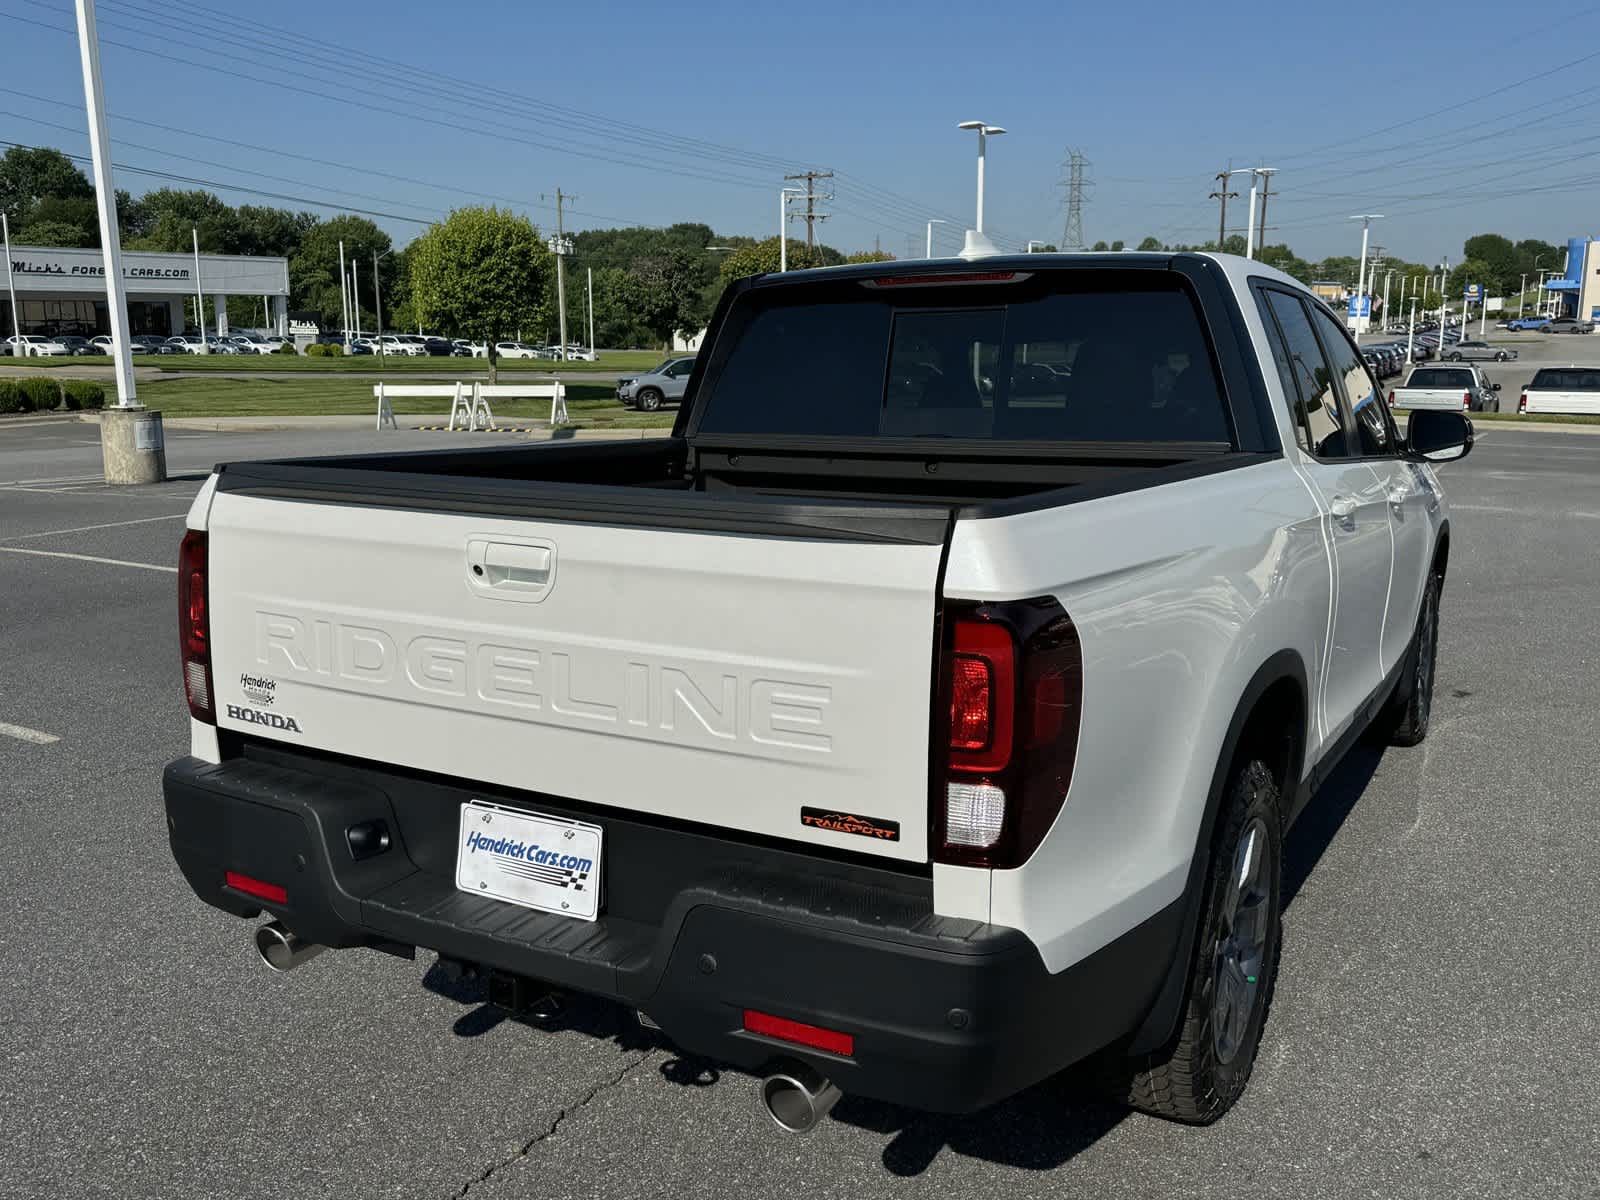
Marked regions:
[1406,367,1474,389]
[1311,306,1395,456]
[1255,291,1312,454]
[697,278,1231,443]
[1263,290,1352,458]
[1531,368,1600,390]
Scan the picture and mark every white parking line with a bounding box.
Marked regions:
[1451,503,1600,519]
[0,721,60,745]
[0,546,176,573]
[0,512,189,543]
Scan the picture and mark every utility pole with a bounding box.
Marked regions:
[543,188,574,363]
[783,170,833,251]
[1060,149,1089,251]
[373,250,384,356]
[1210,166,1239,250]
[337,238,348,347]
[586,267,595,357]
[1253,167,1277,254]
[351,258,360,341]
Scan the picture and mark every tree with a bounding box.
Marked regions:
[408,206,549,381]
[18,195,98,247]
[628,249,705,348]
[1110,240,1125,252]
[1090,240,1109,251]
[1257,243,1312,282]
[1462,234,1517,295]
[590,266,651,348]
[14,220,85,248]
[1447,258,1497,302]
[0,147,91,223]
[844,249,895,263]
[290,214,393,330]
[718,237,825,283]
[1136,236,1164,252]
[124,188,241,253]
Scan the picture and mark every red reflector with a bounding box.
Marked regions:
[225,870,287,904]
[743,1010,854,1057]
[949,656,993,750]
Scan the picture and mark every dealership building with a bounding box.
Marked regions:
[2,244,290,339]
[1539,237,1600,321]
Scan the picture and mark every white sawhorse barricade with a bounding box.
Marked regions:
[374,381,568,431]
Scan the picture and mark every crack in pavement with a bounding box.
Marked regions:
[453,1049,656,1198]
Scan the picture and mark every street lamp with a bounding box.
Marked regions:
[953,121,1004,236]
[778,187,806,272]
[373,247,392,358]
[925,219,948,258]
[1348,214,1383,334]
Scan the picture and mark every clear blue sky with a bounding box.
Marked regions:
[4,0,1596,266]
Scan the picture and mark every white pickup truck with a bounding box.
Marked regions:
[1518,366,1600,415]
[1388,363,1501,412]
[164,254,1472,1133]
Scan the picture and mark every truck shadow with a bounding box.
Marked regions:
[416,744,1386,1175]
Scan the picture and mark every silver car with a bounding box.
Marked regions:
[1443,339,1517,363]
[617,356,696,411]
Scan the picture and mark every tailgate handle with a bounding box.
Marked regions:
[467,538,556,601]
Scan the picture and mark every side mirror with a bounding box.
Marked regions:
[1407,409,1474,463]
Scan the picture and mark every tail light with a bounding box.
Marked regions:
[178,529,214,723]
[1519,391,1528,412]
[1387,390,1395,408]
[935,599,1083,868]
[1462,391,1471,410]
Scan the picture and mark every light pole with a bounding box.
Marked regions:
[372,248,391,359]
[1407,297,1418,364]
[192,227,208,352]
[2,213,19,356]
[1382,269,1394,328]
[586,267,595,358]
[1349,214,1382,334]
[957,120,1006,235]
[923,219,948,258]
[778,186,806,272]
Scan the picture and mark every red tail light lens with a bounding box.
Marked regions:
[1462,391,1471,409]
[1519,392,1528,412]
[1387,390,1395,408]
[935,600,1083,869]
[178,530,214,723]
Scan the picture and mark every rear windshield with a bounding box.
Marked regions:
[1531,368,1600,391]
[1406,368,1473,388]
[694,271,1231,443]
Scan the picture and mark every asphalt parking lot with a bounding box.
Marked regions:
[3,417,1598,1199]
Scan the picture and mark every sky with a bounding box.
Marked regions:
[3,0,1596,267]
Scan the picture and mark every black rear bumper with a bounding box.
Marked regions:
[164,747,1180,1114]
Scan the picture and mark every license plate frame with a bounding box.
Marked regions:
[455,800,602,921]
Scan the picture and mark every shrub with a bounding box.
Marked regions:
[306,342,342,358]
[0,379,22,413]
[61,379,105,410]
[19,376,61,412]
[273,341,298,354]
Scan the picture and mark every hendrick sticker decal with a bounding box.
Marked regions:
[240,673,277,706]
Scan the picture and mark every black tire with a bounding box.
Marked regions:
[636,387,663,412]
[1448,352,1462,361]
[1495,352,1508,362]
[1374,570,1441,747]
[1112,759,1283,1125]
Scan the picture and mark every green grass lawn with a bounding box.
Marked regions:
[16,349,668,374]
[132,376,675,429]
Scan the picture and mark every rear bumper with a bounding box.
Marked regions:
[163,748,1179,1113]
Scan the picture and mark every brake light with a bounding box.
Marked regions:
[1387,390,1395,408]
[1462,391,1471,409]
[935,600,1083,868]
[178,529,214,723]
[1519,391,1528,412]
[743,1010,855,1057]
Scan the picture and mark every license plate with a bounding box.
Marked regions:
[455,800,602,921]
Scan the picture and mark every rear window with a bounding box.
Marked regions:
[1531,368,1600,391]
[1406,368,1473,388]
[694,272,1232,443]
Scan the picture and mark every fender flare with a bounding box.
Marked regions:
[1127,648,1309,1055]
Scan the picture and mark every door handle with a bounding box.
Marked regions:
[1387,486,1408,506]
[466,537,557,601]
[1329,495,1356,520]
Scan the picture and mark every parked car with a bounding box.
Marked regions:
[52,335,95,356]
[1504,315,1552,331]
[1518,366,1600,415]
[1443,340,1517,363]
[4,334,68,356]
[1545,317,1594,334]
[1389,363,1500,412]
[367,335,416,356]
[130,334,176,355]
[494,341,542,359]
[565,347,597,362]
[167,335,208,354]
[452,339,488,358]
[164,251,1469,1132]
[616,356,696,410]
[422,337,456,357]
[90,335,116,353]
[228,334,278,355]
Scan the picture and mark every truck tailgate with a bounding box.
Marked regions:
[204,490,946,863]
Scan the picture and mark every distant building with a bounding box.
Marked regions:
[1539,238,1600,321]
[1,244,289,338]
[1309,279,1346,305]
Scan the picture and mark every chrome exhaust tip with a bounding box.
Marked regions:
[758,1061,842,1135]
[253,919,326,973]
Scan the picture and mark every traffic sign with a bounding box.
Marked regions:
[1347,295,1371,317]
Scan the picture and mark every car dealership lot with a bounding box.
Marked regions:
[2,420,1598,1199]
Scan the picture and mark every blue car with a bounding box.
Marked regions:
[1505,315,1552,331]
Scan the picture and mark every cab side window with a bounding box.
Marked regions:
[1254,289,1312,454]
[1310,307,1397,456]
[1261,290,1354,459]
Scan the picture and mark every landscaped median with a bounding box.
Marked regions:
[91,376,674,430]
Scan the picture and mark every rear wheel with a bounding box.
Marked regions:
[636,387,663,411]
[1111,758,1283,1124]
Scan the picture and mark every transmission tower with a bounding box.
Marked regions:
[1059,149,1090,251]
